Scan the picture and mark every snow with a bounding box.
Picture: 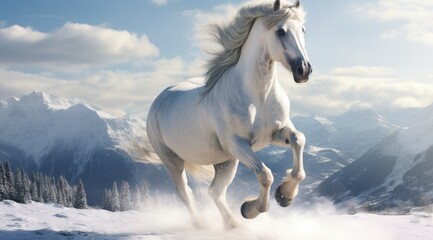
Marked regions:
[0,199,432,240]
[374,104,433,191]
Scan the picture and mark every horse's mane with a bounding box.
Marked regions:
[202,1,306,96]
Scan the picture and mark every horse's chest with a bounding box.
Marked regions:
[230,103,286,144]
[250,112,282,142]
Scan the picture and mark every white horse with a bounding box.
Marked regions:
[133,0,312,228]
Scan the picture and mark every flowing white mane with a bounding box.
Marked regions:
[202,1,306,95]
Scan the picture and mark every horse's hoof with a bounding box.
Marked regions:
[275,185,292,207]
[240,201,260,219]
[224,218,240,229]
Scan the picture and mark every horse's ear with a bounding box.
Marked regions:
[273,0,281,11]
[293,0,301,8]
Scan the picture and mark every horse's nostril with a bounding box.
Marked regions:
[309,67,313,74]
[296,66,304,76]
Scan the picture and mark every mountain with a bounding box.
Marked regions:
[317,104,433,211]
[292,110,399,160]
[0,91,170,205]
[0,91,404,207]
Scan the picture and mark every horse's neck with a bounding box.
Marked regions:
[235,21,276,102]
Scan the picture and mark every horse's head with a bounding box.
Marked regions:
[267,0,312,83]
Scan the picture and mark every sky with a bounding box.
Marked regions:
[0,0,432,117]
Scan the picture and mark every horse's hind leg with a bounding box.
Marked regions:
[209,160,239,229]
[162,155,203,228]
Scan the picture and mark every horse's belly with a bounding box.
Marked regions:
[160,126,230,164]
[174,143,231,165]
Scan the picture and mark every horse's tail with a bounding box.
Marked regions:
[122,138,214,183]
[184,162,214,183]
[122,139,160,164]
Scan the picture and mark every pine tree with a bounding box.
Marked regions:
[111,182,120,212]
[42,175,51,203]
[0,163,6,200]
[49,177,58,204]
[57,176,70,206]
[36,173,44,203]
[4,162,14,199]
[21,171,31,202]
[65,183,74,207]
[120,181,132,211]
[30,181,39,202]
[56,180,64,205]
[14,169,23,203]
[73,179,87,209]
[30,173,39,202]
[102,188,113,211]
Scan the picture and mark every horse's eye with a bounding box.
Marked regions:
[276,28,286,37]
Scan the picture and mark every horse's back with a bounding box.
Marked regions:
[147,81,203,140]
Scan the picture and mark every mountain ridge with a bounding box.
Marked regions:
[2,91,428,209]
[317,104,433,210]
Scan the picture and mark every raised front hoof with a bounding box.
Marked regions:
[275,185,292,207]
[240,201,261,219]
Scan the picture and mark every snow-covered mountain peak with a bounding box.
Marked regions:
[0,91,146,168]
[15,91,85,112]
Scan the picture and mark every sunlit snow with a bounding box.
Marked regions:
[0,198,431,240]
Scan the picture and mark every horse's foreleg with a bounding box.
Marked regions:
[272,126,306,207]
[209,160,239,228]
[229,137,274,219]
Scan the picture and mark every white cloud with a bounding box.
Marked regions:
[353,0,433,46]
[330,66,394,77]
[277,65,433,115]
[2,3,431,119]
[0,56,203,117]
[0,22,159,70]
[151,0,168,6]
[392,97,425,109]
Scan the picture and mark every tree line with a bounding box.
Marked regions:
[0,161,149,212]
[101,180,149,212]
[0,161,87,209]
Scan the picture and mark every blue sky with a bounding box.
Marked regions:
[1,0,432,116]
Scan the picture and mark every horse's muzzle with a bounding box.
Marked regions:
[291,59,312,83]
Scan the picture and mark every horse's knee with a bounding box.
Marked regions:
[273,128,306,148]
[292,170,306,182]
[290,131,306,148]
[285,168,306,183]
[258,165,274,188]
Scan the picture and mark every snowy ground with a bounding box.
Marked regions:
[0,199,432,240]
